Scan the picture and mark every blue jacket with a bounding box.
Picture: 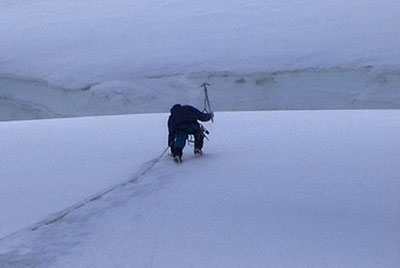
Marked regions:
[168,104,212,146]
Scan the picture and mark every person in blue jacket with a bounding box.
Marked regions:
[168,104,213,163]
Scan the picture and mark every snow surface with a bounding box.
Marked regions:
[0,114,168,238]
[1,110,399,267]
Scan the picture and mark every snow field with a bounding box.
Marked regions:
[1,110,399,267]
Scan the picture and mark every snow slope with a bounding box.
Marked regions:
[0,114,168,238]
[1,110,399,267]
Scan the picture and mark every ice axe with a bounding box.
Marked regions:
[201,83,213,123]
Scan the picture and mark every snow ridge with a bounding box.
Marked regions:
[1,68,399,121]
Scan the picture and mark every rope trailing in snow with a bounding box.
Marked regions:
[132,146,169,178]
[0,147,170,242]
